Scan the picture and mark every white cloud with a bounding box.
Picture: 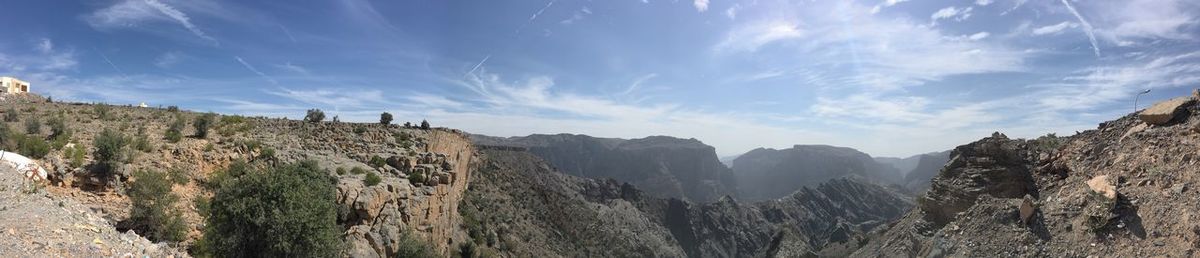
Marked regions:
[693,0,709,12]
[931,6,973,25]
[560,7,591,25]
[1031,21,1079,35]
[725,4,739,20]
[269,87,386,109]
[714,21,804,52]
[85,0,217,44]
[275,62,310,75]
[976,0,994,6]
[1092,0,1197,44]
[968,32,990,40]
[870,0,910,14]
[36,39,53,54]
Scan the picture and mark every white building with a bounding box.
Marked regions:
[0,77,30,94]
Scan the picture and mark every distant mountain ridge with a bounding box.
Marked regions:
[731,144,904,201]
[470,133,737,202]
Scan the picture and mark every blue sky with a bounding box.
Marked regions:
[1,0,1198,157]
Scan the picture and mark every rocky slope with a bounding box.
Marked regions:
[459,148,913,257]
[732,145,902,201]
[854,94,1200,257]
[0,164,184,257]
[0,95,476,257]
[472,134,736,203]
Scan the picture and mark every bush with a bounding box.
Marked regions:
[194,113,216,138]
[304,109,325,123]
[167,168,189,185]
[165,116,185,143]
[350,167,367,175]
[336,167,347,175]
[420,120,430,130]
[47,115,68,138]
[204,161,342,257]
[259,148,276,161]
[94,104,112,120]
[132,131,153,152]
[409,171,426,185]
[205,160,249,190]
[369,155,386,168]
[380,112,393,125]
[16,134,50,159]
[364,172,382,186]
[128,170,188,243]
[3,107,17,122]
[65,145,86,169]
[24,116,40,135]
[93,129,129,176]
[395,230,436,258]
[353,126,366,135]
[166,106,180,113]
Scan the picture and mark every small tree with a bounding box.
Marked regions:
[305,109,325,123]
[165,115,185,143]
[93,129,129,177]
[128,170,187,242]
[24,116,40,135]
[204,161,342,257]
[194,113,216,138]
[420,120,430,130]
[380,112,393,125]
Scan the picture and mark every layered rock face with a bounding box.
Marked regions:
[900,150,951,193]
[460,149,913,257]
[855,94,1200,257]
[732,145,901,201]
[472,134,736,203]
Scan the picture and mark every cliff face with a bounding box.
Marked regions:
[732,145,901,201]
[460,149,913,257]
[471,134,736,203]
[901,150,952,193]
[855,95,1200,257]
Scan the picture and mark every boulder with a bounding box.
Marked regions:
[1138,97,1195,125]
[1018,195,1036,224]
[1086,175,1117,200]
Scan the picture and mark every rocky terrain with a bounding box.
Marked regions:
[0,94,476,257]
[854,94,1200,257]
[472,134,736,203]
[899,150,952,193]
[458,148,913,257]
[732,145,902,201]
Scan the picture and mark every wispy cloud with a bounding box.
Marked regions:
[870,0,909,14]
[931,6,973,25]
[85,0,217,44]
[560,7,591,25]
[234,56,276,84]
[714,21,804,52]
[621,73,658,96]
[1031,21,1078,35]
[1060,0,1100,57]
[516,0,558,35]
[275,62,310,75]
[154,51,183,68]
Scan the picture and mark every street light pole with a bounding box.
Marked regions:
[1134,89,1151,113]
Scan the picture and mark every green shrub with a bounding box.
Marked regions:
[259,148,276,161]
[166,106,180,113]
[364,172,382,186]
[128,170,188,243]
[409,171,426,185]
[16,134,50,159]
[94,104,112,120]
[336,167,347,175]
[132,132,153,152]
[380,112,393,125]
[304,109,325,123]
[204,161,341,257]
[3,107,17,122]
[65,145,86,169]
[165,116,185,143]
[353,126,366,135]
[420,120,430,130]
[368,155,386,168]
[194,113,216,138]
[168,168,189,185]
[47,115,68,138]
[205,160,249,190]
[93,129,129,176]
[395,230,436,258]
[350,166,367,175]
[195,196,211,217]
[24,116,40,135]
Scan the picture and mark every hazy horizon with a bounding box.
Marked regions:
[2,0,1198,157]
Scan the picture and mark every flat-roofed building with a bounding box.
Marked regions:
[0,77,30,94]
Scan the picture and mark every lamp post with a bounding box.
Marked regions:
[1134,89,1151,112]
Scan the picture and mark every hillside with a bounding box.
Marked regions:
[854,95,1200,257]
[471,134,737,203]
[732,145,902,201]
[458,148,913,257]
[0,95,476,257]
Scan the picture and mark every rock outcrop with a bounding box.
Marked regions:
[732,145,902,201]
[471,134,736,203]
[855,92,1200,257]
[1138,97,1194,125]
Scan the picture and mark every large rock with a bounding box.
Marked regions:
[1086,175,1117,199]
[1138,97,1194,125]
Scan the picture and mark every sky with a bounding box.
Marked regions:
[1,0,1198,158]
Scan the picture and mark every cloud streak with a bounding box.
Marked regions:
[1060,0,1100,57]
[234,56,276,84]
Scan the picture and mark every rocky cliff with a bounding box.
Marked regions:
[900,150,952,193]
[471,134,736,203]
[732,145,901,201]
[459,149,913,257]
[854,94,1200,257]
